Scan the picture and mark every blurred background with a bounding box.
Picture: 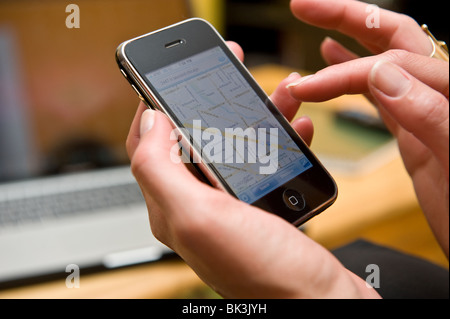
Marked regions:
[226,0,448,70]
[0,0,447,298]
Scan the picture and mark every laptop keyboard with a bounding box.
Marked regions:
[0,182,145,228]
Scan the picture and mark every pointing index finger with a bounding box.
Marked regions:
[287,50,449,102]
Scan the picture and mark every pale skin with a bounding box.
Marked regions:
[126,0,448,298]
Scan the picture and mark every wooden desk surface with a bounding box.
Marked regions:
[0,260,207,299]
[1,65,446,299]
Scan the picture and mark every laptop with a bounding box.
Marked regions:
[0,0,191,288]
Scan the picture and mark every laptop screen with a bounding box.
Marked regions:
[0,0,191,183]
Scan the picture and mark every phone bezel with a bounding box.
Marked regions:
[116,18,338,226]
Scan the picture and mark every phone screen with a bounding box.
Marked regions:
[145,46,313,204]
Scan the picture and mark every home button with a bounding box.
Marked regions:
[282,189,306,212]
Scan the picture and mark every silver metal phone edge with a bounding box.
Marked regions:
[292,189,338,227]
[115,19,230,194]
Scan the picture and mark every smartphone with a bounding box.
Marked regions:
[116,18,337,226]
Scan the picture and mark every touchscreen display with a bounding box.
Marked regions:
[146,46,312,203]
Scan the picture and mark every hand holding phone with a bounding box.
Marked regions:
[117,18,337,226]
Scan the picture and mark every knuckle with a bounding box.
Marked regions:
[382,49,410,63]
[401,14,421,32]
[415,92,449,127]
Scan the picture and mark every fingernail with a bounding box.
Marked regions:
[370,60,412,98]
[288,72,301,80]
[286,75,314,89]
[322,36,335,44]
[140,109,155,135]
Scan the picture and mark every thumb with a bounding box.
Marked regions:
[369,60,449,169]
[131,109,204,210]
